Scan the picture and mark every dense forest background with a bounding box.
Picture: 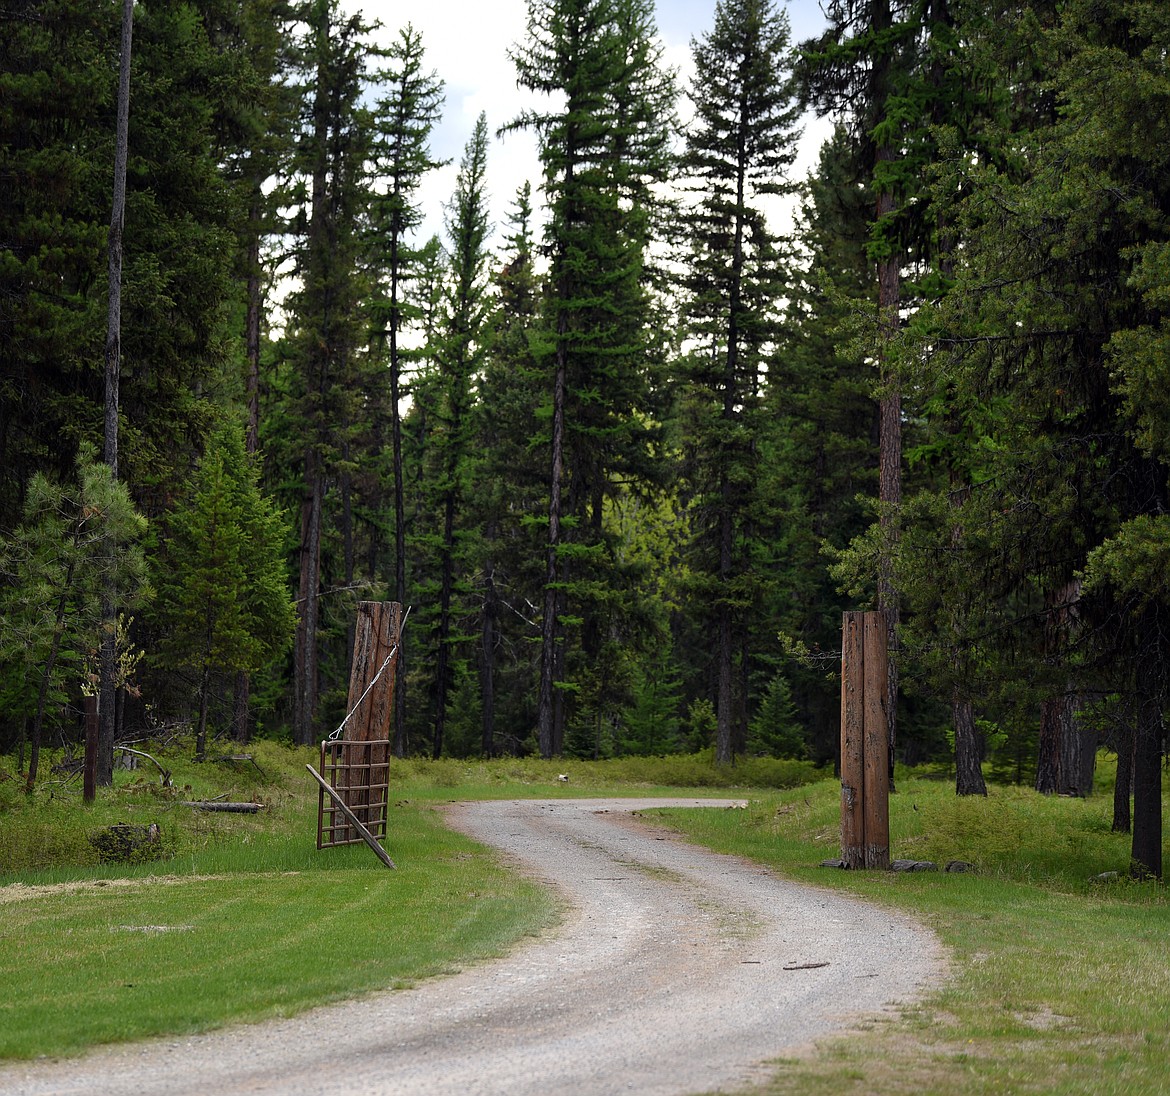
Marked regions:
[2,0,1168,872]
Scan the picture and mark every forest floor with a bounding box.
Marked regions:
[0,796,943,1096]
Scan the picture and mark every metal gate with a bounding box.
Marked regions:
[315,738,390,849]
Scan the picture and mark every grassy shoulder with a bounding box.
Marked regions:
[651,763,1170,1096]
[0,744,541,1059]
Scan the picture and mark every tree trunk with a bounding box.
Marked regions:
[195,661,211,762]
[1059,697,1095,797]
[870,0,901,788]
[98,0,134,790]
[433,490,456,760]
[1037,581,1083,794]
[875,189,901,788]
[233,185,263,745]
[389,231,408,759]
[538,303,568,760]
[26,598,70,794]
[1035,695,1064,795]
[1113,721,1133,834]
[293,452,323,745]
[713,140,748,769]
[480,547,497,758]
[1131,622,1164,879]
[245,188,262,454]
[953,691,986,796]
[715,482,734,766]
[1131,696,1162,879]
[552,587,567,758]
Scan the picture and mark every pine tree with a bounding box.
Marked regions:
[761,128,878,763]
[1,0,275,770]
[283,0,381,744]
[470,184,545,756]
[153,425,294,759]
[368,23,445,756]
[223,0,298,742]
[799,0,933,773]
[426,114,493,759]
[0,451,146,791]
[0,0,111,529]
[676,0,801,765]
[908,0,1170,871]
[508,0,676,757]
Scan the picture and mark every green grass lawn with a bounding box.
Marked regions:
[2,744,1168,1095]
[0,744,563,1058]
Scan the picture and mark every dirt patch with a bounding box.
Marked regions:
[0,872,301,906]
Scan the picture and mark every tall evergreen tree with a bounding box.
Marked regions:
[96,0,133,789]
[0,452,146,791]
[471,183,545,757]
[508,0,676,758]
[800,0,983,778]
[676,0,801,765]
[768,125,877,764]
[0,0,118,532]
[425,114,493,759]
[368,23,444,756]
[153,425,294,760]
[902,0,1170,869]
[283,0,380,744]
[1,0,270,764]
[215,0,297,742]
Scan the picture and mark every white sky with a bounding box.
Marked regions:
[352,0,835,253]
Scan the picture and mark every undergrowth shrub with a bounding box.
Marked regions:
[387,751,824,792]
[912,781,1126,884]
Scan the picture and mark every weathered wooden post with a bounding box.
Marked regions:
[340,601,400,841]
[345,601,402,742]
[840,611,890,869]
[316,601,401,858]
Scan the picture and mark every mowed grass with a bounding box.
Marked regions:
[649,764,1170,1096]
[0,744,564,1059]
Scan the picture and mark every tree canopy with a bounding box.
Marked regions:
[2,0,1168,873]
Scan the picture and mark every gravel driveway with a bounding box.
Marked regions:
[0,797,943,1096]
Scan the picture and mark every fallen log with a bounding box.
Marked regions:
[181,801,265,813]
[116,746,172,786]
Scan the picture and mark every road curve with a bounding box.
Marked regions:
[0,798,944,1096]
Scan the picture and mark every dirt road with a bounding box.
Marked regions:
[0,798,943,1095]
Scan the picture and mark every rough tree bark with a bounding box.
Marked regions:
[1131,614,1164,879]
[1112,721,1132,834]
[232,187,264,744]
[96,0,134,793]
[537,313,567,760]
[953,690,986,796]
[479,538,498,757]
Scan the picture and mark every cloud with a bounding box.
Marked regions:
[354,0,831,252]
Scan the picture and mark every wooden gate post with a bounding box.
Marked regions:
[840,613,866,865]
[345,601,402,741]
[840,611,890,869]
[338,601,401,842]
